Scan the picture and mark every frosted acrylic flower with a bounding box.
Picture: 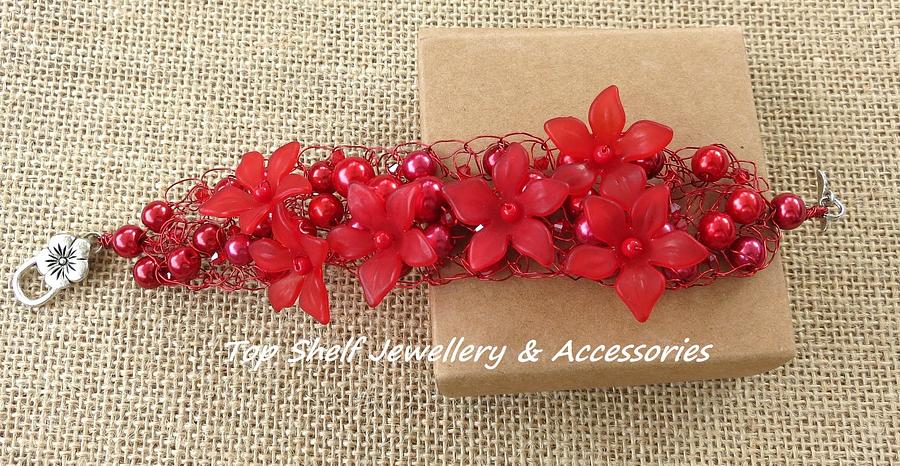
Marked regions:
[36,234,90,289]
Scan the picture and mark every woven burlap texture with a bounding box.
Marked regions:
[1,1,897,464]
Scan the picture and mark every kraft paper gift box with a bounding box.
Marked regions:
[417,27,795,397]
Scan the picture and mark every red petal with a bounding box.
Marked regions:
[517,178,569,217]
[551,163,596,195]
[327,225,375,260]
[615,261,666,322]
[443,177,499,226]
[298,235,329,268]
[249,238,292,273]
[271,204,304,253]
[467,223,510,271]
[630,184,670,238]
[400,229,437,267]
[509,217,555,267]
[588,85,626,145]
[266,141,300,185]
[598,163,647,209]
[386,183,420,232]
[564,244,619,280]
[238,204,271,235]
[299,272,330,324]
[347,183,387,231]
[614,120,673,162]
[199,186,254,217]
[544,117,594,160]
[647,231,709,270]
[582,195,627,246]
[274,174,311,201]
[493,143,530,200]
[236,151,265,188]
[358,250,404,307]
[267,273,304,311]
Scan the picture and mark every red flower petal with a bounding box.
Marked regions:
[614,120,673,162]
[236,151,265,188]
[199,186,254,217]
[582,195,627,246]
[564,244,619,280]
[298,234,329,268]
[467,223,510,271]
[517,178,569,217]
[400,229,437,267]
[385,183,420,232]
[267,272,304,311]
[509,217,555,267]
[647,231,709,270]
[598,163,647,209]
[544,117,594,160]
[443,177,499,226]
[299,272,330,324]
[493,143,530,200]
[271,204,304,254]
[347,183,387,231]
[266,141,301,186]
[358,249,404,307]
[249,238,293,273]
[327,225,375,260]
[238,204,271,235]
[615,261,666,322]
[274,174,311,202]
[551,163,596,195]
[630,184,670,238]
[588,85,626,145]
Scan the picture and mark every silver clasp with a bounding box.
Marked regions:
[815,169,846,231]
[11,233,99,307]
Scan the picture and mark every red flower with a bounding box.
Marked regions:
[563,170,708,322]
[249,204,330,324]
[545,85,673,195]
[443,143,569,272]
[327,183,438,307]
[200,141,311,234]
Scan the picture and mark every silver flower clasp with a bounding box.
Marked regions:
[11,233,96,306]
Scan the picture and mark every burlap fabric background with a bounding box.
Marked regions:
[1,1,897,464]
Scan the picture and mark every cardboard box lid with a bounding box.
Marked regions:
[418,27,795,397]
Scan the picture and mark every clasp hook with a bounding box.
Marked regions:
[816,169,846,231]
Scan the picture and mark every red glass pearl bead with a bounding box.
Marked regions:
[252,215,272,238]
[663,264,698,282]
[499,201,522,223]
[423,223,454,257]
[632,151,665,179]
[619,237,645,258]
[726,188,766,224]
[691,145,730,182]
[771,193,807,230]
[141,201,174,233]
[401,150,438,181]
[591,145,614,165]
[373,231,394,251]
[191,223,222,254]
[112,225,145,258]
[331,157,375,196]
[224,234,252,266]
[415,176,445,223]
[574,214,599,244]
[308,194,344,228]
[214,176,242,192]
[166,246,201,281]
[727,236,767,271]
[566,192,591,217]
[369,174,401,199]
[308,161,334,194]
[697,212,737,250]
[132,256,161,289]
[329,148,346,165]
[482,145,504,176]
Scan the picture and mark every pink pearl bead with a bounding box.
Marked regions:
[401,150,438,181]
[166,246,201,281]
[727,236,767,271]
[415,176,445,223]
[482,145,504,176]
[632,151,665,179]
[574,215,598,244]
[663,264,698,282]
[423,223,454,257]
[224,234,252,265]
[771,193,807,230]
[697,212,737,250]
[691,146,729,182]
[141,201,174,233]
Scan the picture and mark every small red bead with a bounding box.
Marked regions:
[691,146,730,182]
[619,237,645,258]
[166,246,201,281]
[141,201,174,233]
[112,225,145,258]
[663,264,698,282]
[415,176,445,223]
[726,188,766,224]
[369,174,401,199]
[727,236,767,271]
[566,192,591,217]
[499,201,522,223]
[291,256,313,275]
[423,223,454,257]
[132,256,161,289]
[308,194,344,228]
[329,148,346,165]
[251,180,273,202]
[215,176,242,192]
[401,150,438,181]
[482,145,504,176]
[308,161,335,194]
[373,231,393,251]
[592,144,614,165]
[771,193,807,230]
[632,151,665,179]
[192,223,223,254]
[697,212,737,250]
[252,214,272,238]
[224,234,252,265]
[574,214,599,244]
[331,157,375,196]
